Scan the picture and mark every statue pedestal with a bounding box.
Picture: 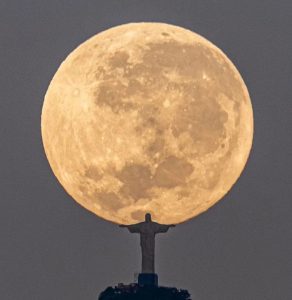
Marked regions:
[138,273,158,286]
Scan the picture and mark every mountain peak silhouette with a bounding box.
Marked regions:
[98,283,191,300]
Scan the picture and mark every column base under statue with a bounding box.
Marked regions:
[138,273,158,286]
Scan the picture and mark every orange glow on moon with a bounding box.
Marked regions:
[41,23,253,224]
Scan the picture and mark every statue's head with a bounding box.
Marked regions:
[145,213,152,222]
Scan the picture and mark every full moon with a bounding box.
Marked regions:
[41,23,253,225]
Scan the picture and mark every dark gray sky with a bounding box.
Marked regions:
[1,1,291,299]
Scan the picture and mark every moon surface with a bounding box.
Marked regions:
[41,23,253,225]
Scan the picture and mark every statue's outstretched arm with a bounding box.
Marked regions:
[156,224,176,233]
[119,223,141,233]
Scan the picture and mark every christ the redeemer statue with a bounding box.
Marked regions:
[119,213,175,274]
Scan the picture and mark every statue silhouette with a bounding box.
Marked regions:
[119,213,175,274]
[97,213,191,298]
